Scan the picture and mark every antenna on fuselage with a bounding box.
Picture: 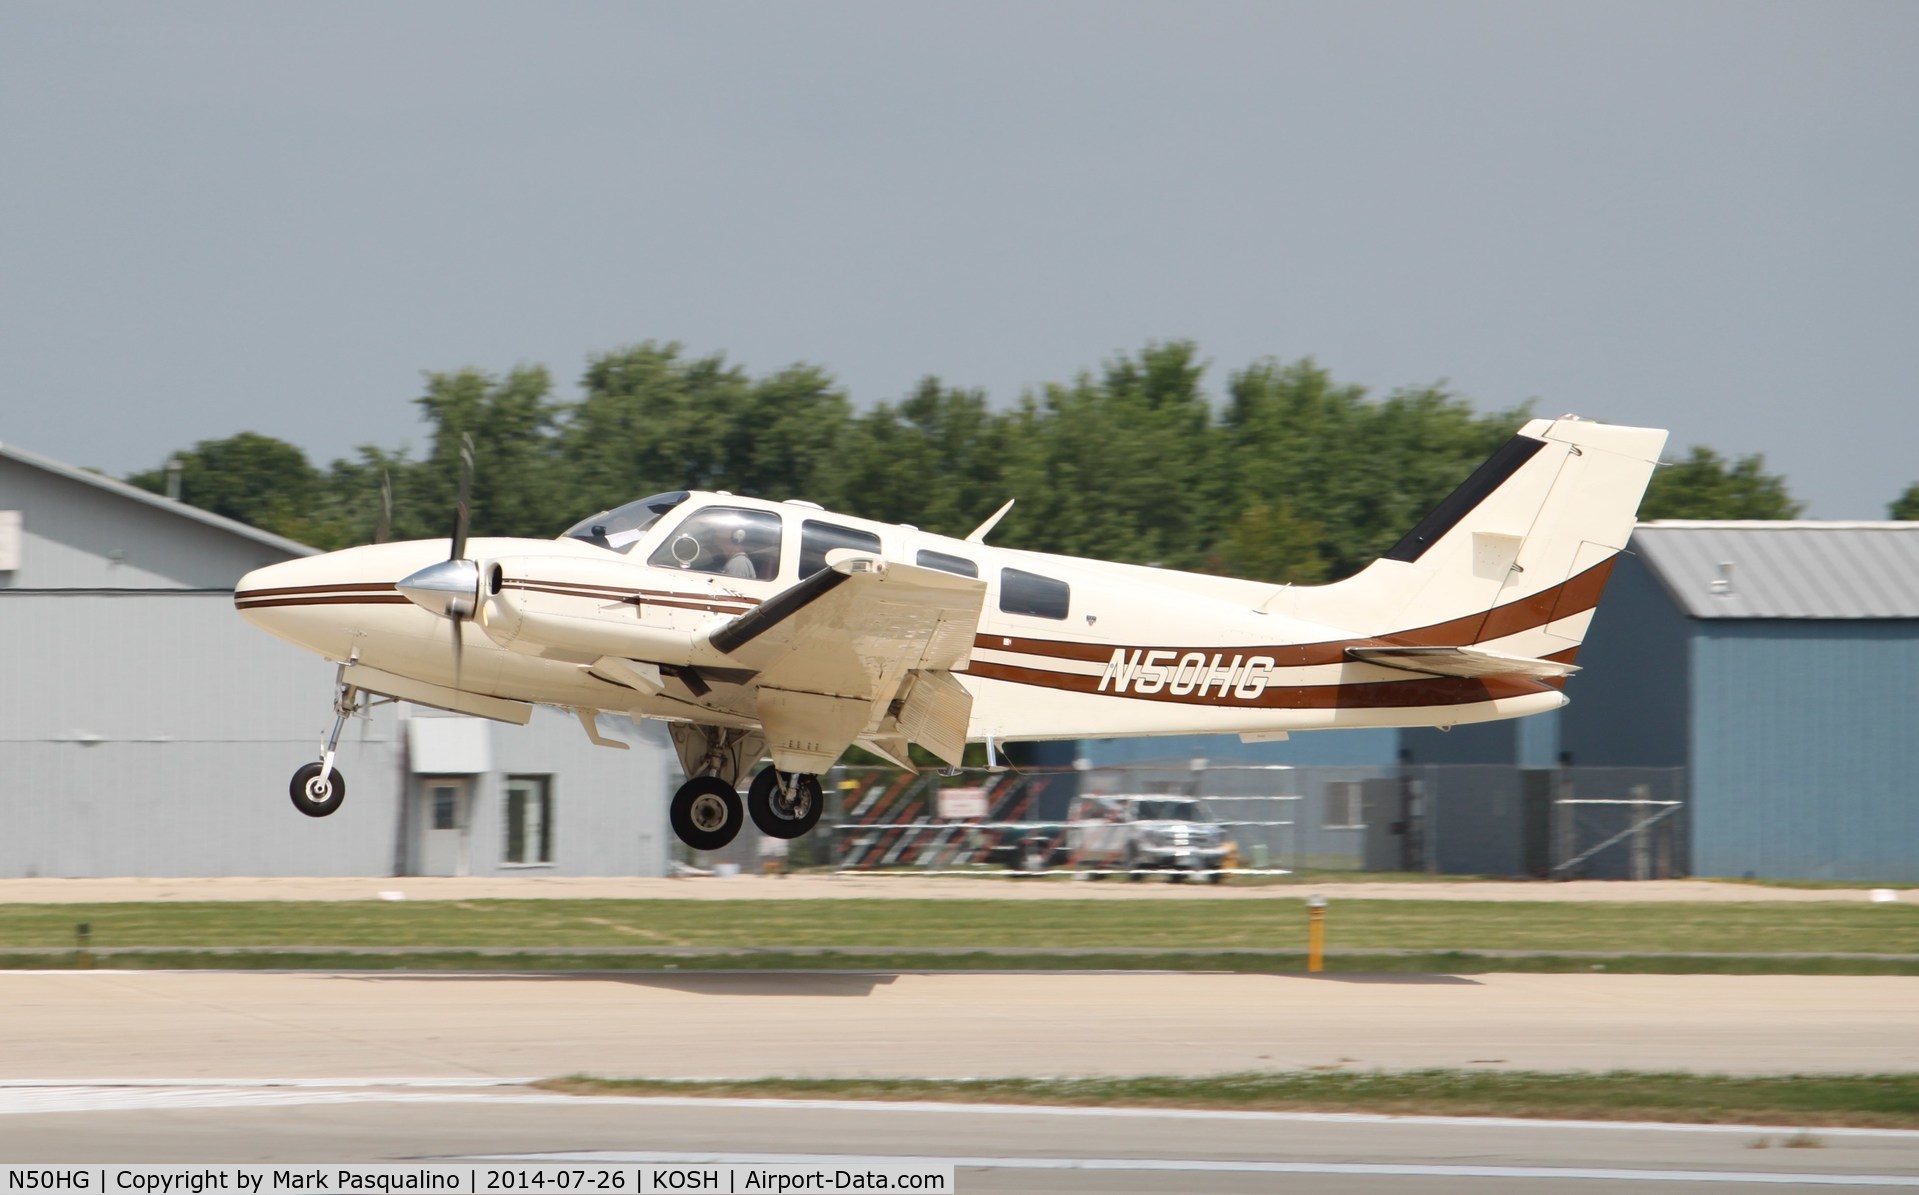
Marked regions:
[965,498,1015,544]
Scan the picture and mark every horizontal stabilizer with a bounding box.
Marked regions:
[1345,645,1579,680]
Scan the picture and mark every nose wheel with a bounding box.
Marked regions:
[289,761,347,818]
[670,776,746,853]
[747,767,824,839]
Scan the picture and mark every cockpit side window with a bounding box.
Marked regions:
[648,507,784,580]
[562,491,690,553]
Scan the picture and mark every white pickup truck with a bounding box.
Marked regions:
[1065,794,1229,882]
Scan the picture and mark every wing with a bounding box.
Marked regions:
[1344,645,1579,680]
[701,554,987,772]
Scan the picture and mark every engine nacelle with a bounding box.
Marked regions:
[476,555,701,665]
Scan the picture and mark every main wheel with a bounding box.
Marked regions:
[746,768,824,840]
[671,776,744,852]
[289,762,346,818]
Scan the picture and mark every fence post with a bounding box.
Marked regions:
[1630,783,1651,881]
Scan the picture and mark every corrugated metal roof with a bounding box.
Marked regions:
[0,440,316,558]
[1631,521,1919,619]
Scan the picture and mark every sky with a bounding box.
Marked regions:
[2,1,1914,518]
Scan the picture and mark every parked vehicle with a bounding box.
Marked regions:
[1065,794,1229,882]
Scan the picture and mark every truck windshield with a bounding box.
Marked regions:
[560,492,691,553]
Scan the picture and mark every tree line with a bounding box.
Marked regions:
[129,340,1816,584]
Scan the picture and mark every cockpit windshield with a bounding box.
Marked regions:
[560,491,691,553]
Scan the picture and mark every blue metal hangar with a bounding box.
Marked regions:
[1551,520,1919,883]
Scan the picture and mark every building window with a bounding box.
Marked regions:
[1323,781,1364,830]
[999,568,1070,619]
[430,787,459,830]
[505,775,554,865]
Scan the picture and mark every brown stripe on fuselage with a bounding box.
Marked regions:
[233,594,414,609]
[234,581,400,599]
[963,660,1551,710]
[974,554,1618,667]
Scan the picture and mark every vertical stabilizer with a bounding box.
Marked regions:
[1291,417,1667,658]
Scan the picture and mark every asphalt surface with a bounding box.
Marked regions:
[2,879,1913,1190]
[2,969,1917,1190]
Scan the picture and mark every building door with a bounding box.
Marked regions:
[412,778,472,876]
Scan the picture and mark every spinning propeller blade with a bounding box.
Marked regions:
[374,470,392,545]
[394,432,481,691]
[450,434,473,563]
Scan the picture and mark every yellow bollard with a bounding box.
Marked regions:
[1306,895,1326,973]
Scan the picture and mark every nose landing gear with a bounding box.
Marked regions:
[287,660,390,819]
[290,760,346,818]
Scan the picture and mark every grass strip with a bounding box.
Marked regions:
[1,898,1913,956]
[13,949,1919,974]
[539,1069,1919,1130]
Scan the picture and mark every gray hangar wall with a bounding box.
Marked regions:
[0,590,673,878]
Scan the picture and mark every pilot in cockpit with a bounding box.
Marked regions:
[719,527,757,579]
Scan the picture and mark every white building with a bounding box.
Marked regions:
[0,441,674,878]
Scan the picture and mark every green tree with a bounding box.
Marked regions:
[127,432,322,543]
[412,365,565,540]
[1640,446,1803,520]
[1221,361,1521,579]
[563,342,753,514]
[837,378,1009,536]
[994,341,1215,567]
[728,363,855,503]
[1889,484,1919,520]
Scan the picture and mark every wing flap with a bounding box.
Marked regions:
[1344,645,1579,679]
[895,669,973,768]
[707,556,988,768]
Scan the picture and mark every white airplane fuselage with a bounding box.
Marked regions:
[236,416,1666,847]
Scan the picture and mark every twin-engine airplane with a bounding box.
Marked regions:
[236,415,1667,852]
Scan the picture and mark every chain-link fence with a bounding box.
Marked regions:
[684,760,1685,881]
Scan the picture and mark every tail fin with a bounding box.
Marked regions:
[1290,416,1667,661]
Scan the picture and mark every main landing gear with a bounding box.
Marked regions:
[669,766,825,852]
[665,724,825,852]
[747,768,824,840]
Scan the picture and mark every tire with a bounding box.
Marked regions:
[746,768,824,840]
[1125,845,1144,882]
[671,776,744,852]
[289,762,346,818]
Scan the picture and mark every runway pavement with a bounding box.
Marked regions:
[3,969,1916,1080]
[3,969,1917,1188]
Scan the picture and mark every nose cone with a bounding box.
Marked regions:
[234,542,435,659]
[396,558,482,619]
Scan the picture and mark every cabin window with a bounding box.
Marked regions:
[1000,568,1070,619]
[800,520,883,577]
[649,507,783,580]
[916,549,979,578]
